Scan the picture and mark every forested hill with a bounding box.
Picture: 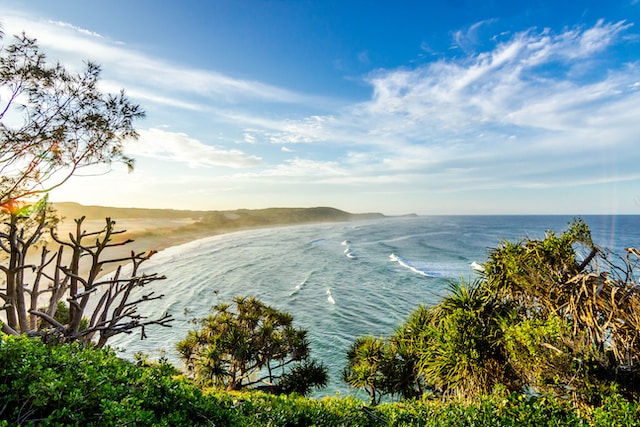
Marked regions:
[52,202,204,220]
[191,207,385,229]
[52,203,387,229]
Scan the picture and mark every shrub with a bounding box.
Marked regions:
[0,334,230,426]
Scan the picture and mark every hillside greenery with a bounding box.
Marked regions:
[52,202,385,230]
[1,333,639,426]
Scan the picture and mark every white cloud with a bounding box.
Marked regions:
[240,19,640,194]
[268,115,337,144]
[129,128,263,168]
[5,6,640,212]
[451,18,498,52]
[242,133,256,144]
[0,11,321,106]
[355,20,639,147]
[234,158,347,181]
[48,20,103,38]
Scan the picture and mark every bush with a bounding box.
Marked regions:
[0,334,231,426]
[1,330,639,426]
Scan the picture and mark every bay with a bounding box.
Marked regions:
[109,215,640,398]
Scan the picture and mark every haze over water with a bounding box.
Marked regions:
[110,215,640,398]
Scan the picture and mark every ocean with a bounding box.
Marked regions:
[108,215,640,398]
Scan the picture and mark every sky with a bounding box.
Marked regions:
[1,0,640,215]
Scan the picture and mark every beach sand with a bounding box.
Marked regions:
[46,217,219,278]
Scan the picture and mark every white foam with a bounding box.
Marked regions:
[470,261,485,272]
[326,288,336,304]
[389,253,442,278]
[344,248,357,259]
[289,272,313,296]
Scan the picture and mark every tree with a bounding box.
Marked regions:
[0,32,171,346]
[483,219,640,400]
[0,32,144,208]
[177,296,327,396]
[0,212,173,346]
[343,335,388,405]
[411,281,517,398]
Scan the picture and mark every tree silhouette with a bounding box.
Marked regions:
[0,32,144,209]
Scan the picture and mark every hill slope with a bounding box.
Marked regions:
[52,202,385,232]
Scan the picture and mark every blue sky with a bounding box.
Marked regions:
[1,0,639,214]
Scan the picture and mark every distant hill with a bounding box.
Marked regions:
[51,203,386,232]
[190,207,384,230]
[52,202,205,221]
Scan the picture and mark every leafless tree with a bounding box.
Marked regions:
[0,208,172,347]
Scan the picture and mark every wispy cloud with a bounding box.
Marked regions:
[268,116,337,144]
[361,20,634,130]
[1,11,322,106]
[129,128,263,168]
[48,20,103,38]
[249,20,640,192]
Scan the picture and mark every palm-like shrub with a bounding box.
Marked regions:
[408,281,517,398]
[343,336,388,404]
[177,296,327,395]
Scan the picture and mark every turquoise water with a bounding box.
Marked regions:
[108,215,640,398]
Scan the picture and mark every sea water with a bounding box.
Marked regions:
[108,215,640,398]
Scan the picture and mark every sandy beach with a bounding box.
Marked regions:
[48,217,220,279]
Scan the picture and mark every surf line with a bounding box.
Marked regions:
[289,272,313,296]
[389,253,442,278]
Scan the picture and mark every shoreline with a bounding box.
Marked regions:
[49,217,381,280]
[21,219,219,284]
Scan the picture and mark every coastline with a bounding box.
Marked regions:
[54,218,223,279]
[26,203,391,285]
[49,216,373,280]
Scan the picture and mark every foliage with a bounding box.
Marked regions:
[221,391,378,427]
[278,358,329,396]
[0,334,231,426]
[343,335,389,404]
[177,295,327,395]
[0,31,170,347]
[414,281,518,398]
[483,218,640,400]
[1,333,639,426]
[0,32,144,207]
[347,281,517,401]
[220,388,639,427]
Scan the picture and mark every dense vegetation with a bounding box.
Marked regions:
[2,333,640,426]
[3,219,640,425]
[346,219,640,405]
[181,206,385,234]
